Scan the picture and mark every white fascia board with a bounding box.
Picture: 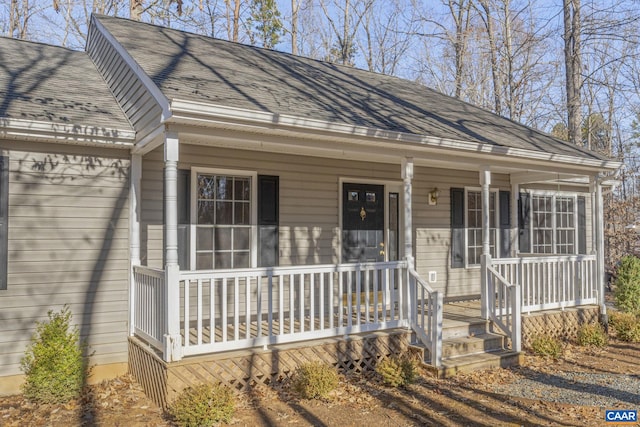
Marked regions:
[92,16,172,122]
[0,117,135,147]
[168,99,622,172]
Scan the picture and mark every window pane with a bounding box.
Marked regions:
[196,253,213,270]
[234,178,250,201]
[197,201,215,224]
[234,227,250,250]
[216,176,232,200]
[196,227,213,250]
[215,228,232,250]
[234,252,250,268]
[215,252,232,269]
[234,201,250,225]
[198,175,216,199]
[216,201,233,224]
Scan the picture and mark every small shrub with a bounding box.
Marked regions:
[529,334,563,358]
[292,362,339,399]
[168,383,235,427]
[613,255,640,315]
[376,355,417,387]
[576,323,608,347]
[610,311,640,343]
[20,306,89,403]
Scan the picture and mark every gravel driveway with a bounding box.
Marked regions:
[491,371,640,408]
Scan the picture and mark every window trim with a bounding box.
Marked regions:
[189,167,258,270]
[464,187,500,268]
[524,190,579,255]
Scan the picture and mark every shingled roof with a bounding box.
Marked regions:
[96,15,604,161]
[0,37,132,134]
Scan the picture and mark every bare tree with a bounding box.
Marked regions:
[563,0,582,146]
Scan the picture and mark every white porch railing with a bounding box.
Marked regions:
[491,255,598,313]
[408,268,442,367]
[486,264,521,352]
[175,261,411,357]
[132,266,166,349]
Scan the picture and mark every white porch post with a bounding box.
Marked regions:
[163,131,182,362]
[594,174,607,320]
[129,154,142,336]
[480,167,492,319]
[510,182,519,257]
[402,157,414,327]
[402,157,414,268]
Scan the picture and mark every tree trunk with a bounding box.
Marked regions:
[563,0,582,146]
[291,0,299,55]
[477,0,501,115]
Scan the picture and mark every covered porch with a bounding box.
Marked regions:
[127,128,613,369]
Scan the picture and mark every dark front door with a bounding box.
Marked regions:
[342,183,385,262]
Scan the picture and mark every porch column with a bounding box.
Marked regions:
[511,182,519,257]
[594,174,607,321]
[402,157,414,269]
[163,131,182,362]
[129,154,142,336]
[480,167,491,319]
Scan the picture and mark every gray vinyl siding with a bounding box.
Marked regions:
[141,144,400,269]
[86,23,161,140]
[0,140,130,378]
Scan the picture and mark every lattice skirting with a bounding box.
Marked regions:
[521,306,600,348]
[128,329,411,409]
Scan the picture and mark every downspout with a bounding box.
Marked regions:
[594,174,607,327]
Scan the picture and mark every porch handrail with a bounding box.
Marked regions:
[174,261,411,357]
[132,265,166,349]
[491,254,597,313]
[408,268,442,367]
[486,264,521,352]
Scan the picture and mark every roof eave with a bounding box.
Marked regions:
[168,98,622,173]
[0,117,135,148]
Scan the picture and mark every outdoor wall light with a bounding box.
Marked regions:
[429,188,440,205]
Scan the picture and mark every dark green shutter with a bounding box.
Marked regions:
[258,175,279,267]
[518,192,531,253]
[177,169,190,270]
[450,188,465,268]
[499,190,511,258]
[577,196,586,254]
[0,156,8,290]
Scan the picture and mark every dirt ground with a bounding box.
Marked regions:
[1,339,638,427]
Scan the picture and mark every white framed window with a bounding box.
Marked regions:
[529,192,576,255]
[190,168,257,270]
[465,188,499,266]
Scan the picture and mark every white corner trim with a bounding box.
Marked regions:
[168,99,622,172]
[91,16,172,122]
[0,117,135,147]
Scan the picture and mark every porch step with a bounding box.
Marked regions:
[442,332,505,359]
[441,319,491,340]
[429,350,523,378]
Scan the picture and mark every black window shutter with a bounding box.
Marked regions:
[577,196,587,254]
[177,169,190,270]
[0,156,8,290]
[450,188,465,268]
[518,192,531,253]
[258,175,279,267]
[499,190,511,258]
